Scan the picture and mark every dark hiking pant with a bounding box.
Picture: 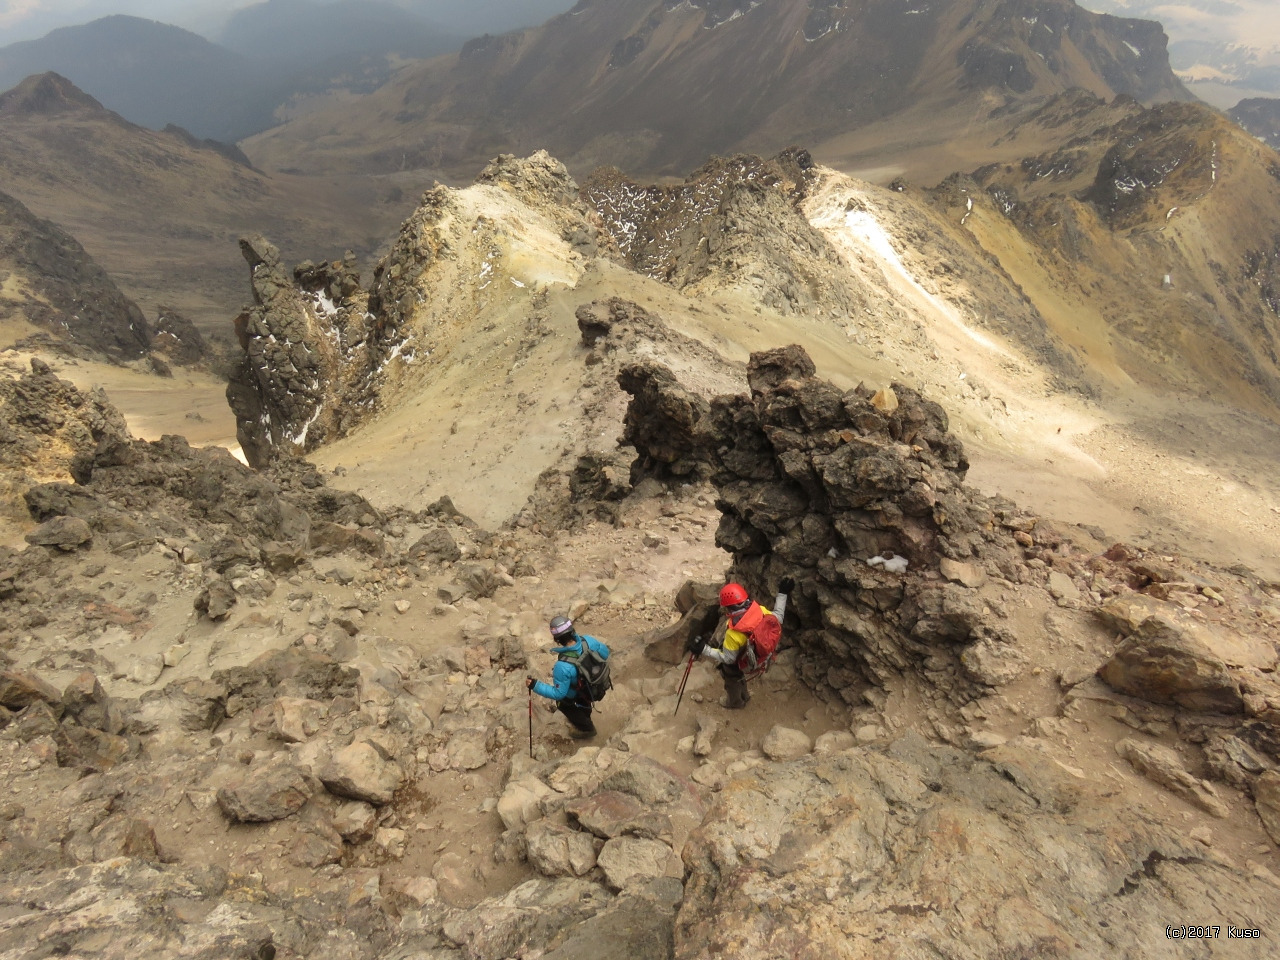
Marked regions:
[558,699,596,734]
[719,663,750,709]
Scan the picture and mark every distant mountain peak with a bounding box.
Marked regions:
[0,71,105,117]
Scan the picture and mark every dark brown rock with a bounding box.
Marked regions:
[1099,616,1244,715]
[0,669,62,711]
[217,763,314,822]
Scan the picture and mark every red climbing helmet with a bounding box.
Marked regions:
[719,583,748,607]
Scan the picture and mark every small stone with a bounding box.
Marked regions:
[966,730,1007,750]
[129,655,165,686]
[854,724,884,744]
[394,599,411,614]
[1047,571,1080,600]
[761,725,811,761]
[870,387,898,413]
[162,643,189,667]
[813,730,856,755]
[939,558,987,588]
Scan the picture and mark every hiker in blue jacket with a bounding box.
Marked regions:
[526,616,610,738]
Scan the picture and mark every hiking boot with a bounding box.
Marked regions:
[718,695,748,710]
[569,727,597,739]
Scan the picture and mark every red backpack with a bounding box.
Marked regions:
[729,602,782,677]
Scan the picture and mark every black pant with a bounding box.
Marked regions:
[719,663,750,709]
[558,698,596,734]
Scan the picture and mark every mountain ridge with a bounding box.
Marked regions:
[0,73,419,337]
[243,0,1192,180]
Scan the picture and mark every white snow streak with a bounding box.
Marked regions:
[287,404,323,446]
[837,207,1008,355]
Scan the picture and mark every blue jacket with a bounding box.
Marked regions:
[532,634,609,702]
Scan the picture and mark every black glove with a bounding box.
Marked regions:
[525,676,536,691]
[685,635,706,656]
[779,577,795,594]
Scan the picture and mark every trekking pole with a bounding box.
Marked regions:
[528,688,534,758]
[674,651,696,716]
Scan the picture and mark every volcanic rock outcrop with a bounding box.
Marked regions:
[0,358,131,525]
[621,344,1280,806]
[675,731,1278,960]
[227,151,600,468]
[148,306,212,368]
[622,343,1032,701]
[226,236,377,467]
[583,149,865,316]
[0,189,152,361]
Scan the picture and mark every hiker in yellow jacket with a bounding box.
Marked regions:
[686,579,791,709]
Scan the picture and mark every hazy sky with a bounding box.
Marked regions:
[0,1,579,46]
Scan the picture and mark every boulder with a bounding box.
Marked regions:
[319,740,404,804]
[441,877,611,960]
[1046,570,1080,600]
[813,730,857,755]
[566,790,671,842]
[24,516,92,550]
[447,727,490,771]
[88,814,162,863]
[498,775,559,831]
[332,800,379,843]
[960,638,1029,686]
[525,819,599,877]
[217,763,313,822]
[596,836,674,891]
[0,669,62,711]
[407,526,462,563]
[272,696,325,742]
[289,818,344,868]
[194,580,237,620]
[55,725,132,772]
[1098,616,1243,714]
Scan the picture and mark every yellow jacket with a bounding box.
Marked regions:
[704,602,771,665]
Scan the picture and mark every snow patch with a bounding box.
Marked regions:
[835,205,1009,355]
[1124,41,1141,57]
[867,554,909,573]
[287,404,323,447]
